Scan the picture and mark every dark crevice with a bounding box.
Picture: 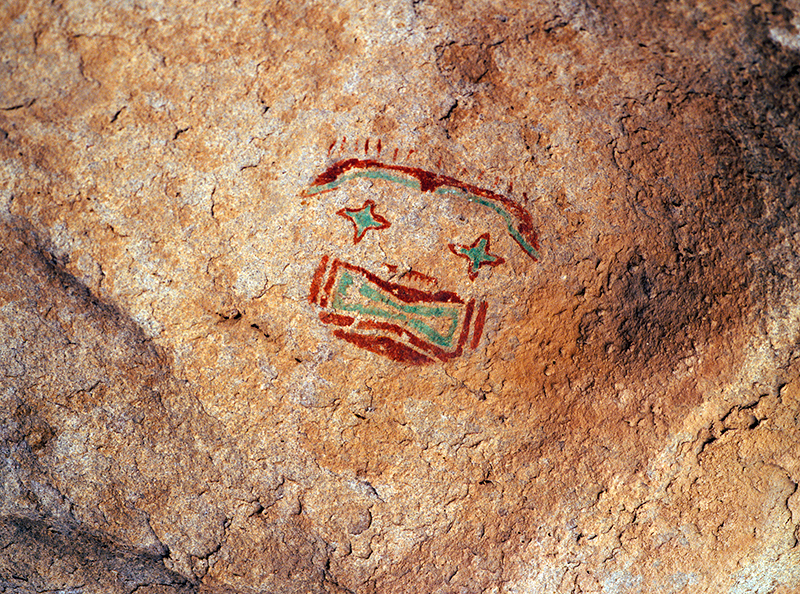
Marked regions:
[440,99,458,121]
[697,434,717,455]
[217,308,242,321]
[1,98,36,111]
[110,107,126,123]
[250,322,271,338]
[173,127,190,140]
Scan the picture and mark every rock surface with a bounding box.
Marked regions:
[2,0,800,592]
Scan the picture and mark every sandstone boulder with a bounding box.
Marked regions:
[2,1,800,592]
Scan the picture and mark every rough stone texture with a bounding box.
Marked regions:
[1,0,800,592]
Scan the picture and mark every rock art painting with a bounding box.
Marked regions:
[336,199,391,243]
[449,232,505,280]
[309,256,483,364]
[303,156,541,259]
[302,141,539,364]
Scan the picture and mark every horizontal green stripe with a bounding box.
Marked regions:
[330,270,459,348]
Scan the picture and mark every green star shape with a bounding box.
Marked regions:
[337,200,391,243]
[449,233,505,280]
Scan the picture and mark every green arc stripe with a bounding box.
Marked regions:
[306,168,540,259]
[309,170,421,194]
[434,186,540,258]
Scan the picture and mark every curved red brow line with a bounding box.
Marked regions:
[310,158,539,253]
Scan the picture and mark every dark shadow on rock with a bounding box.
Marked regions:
[0,515,196,594]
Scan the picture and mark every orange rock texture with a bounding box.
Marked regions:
[1,0,800,592]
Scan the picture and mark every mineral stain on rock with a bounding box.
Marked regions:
[1,0,800,592]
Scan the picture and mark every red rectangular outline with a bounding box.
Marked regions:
[321,258,463,306]
[313,256,478,364]
[346,299,474,362]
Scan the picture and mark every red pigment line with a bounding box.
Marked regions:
[356,318,406,337]
[452,299,475,359]
[392,147,399,161]
[311,159,540,255]
[405,269,438,285]
[300,187,336,198]
[309,255,330,304]
[320,261,473,362]
[334,330,434,365]
[319,259,341,308]
[319,311,355,326]
[437,157,442,169]
[338,259,463,305]
[365,138,370,154]
[354,319,451,360]
[407,149,416,159]
[389,300,474,362]
[377,138,382,157]
[327,140,336,157]
[340,136,347,151]
[508,181,513,193]
[470,301,488,350]
[384,263,399,274]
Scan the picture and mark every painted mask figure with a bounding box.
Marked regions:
[302,149,539,365]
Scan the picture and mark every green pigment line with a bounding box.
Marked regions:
[331,271,459,348]
[307,168,540,259]
[358,283,460,344]
[435,186,540,258]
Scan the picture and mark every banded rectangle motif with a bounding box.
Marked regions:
[310,257,486,365]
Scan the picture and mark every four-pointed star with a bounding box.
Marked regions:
[337,201,505,280]
[336,200,391,243]
[448,233,505,280]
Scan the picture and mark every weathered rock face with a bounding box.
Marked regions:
[2,0,800,592]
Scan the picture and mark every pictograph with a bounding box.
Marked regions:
[302,138,540,365]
